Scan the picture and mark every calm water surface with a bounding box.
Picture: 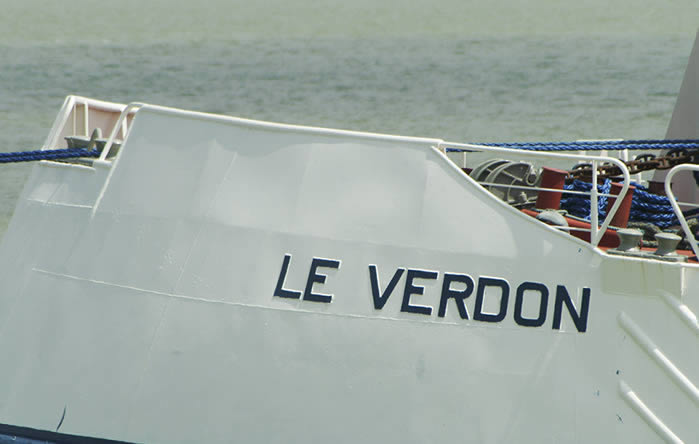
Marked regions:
[1,0,698,237]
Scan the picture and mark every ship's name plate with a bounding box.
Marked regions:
[273,254,590,333]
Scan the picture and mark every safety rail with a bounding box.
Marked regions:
[44,96,127,150]
[42,96,85,150]
[440,141,631,248]
[97,102,144,164]
[665,164,699,259]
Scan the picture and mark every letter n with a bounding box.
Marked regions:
[552,286,590,333]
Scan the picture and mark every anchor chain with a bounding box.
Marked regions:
[569,148,699,180]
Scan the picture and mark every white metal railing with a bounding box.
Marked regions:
[42,96,79,150]
[98,102,144,162]
[439,141,631,248]
[41,96,136,159]
[665,164,699,258]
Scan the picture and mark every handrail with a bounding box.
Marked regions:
[474,182,620,198]
[665,164,699,258]
[42,96,133,154]
[591,158,599,243]
[98,102,144,162]
[440,141,631,248]
[42,96,77,150]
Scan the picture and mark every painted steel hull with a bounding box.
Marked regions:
[0,102,697,443]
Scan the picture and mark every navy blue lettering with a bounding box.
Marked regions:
[552,286,590,333]
[303,257,341,303]
[438,273,474,319]
[369,265,405,310]
[274,254,302,299]
[514,282,548,327]
[401,269,438,315]
[474,277,510,323]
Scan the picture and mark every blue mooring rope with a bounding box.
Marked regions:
[560,180,695,228]
[1,141,695,229]
[0,148,100,163]
[5,139,699,161]
[443,138,699,228]
[446,139,699,152]
[560,179,612,220]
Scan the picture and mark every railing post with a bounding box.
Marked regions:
[665,165,699,259]
[99,102,143,162]
[590,159,599,245]
[83,102,89,137]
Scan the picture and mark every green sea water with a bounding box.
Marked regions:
[1,0,698,237]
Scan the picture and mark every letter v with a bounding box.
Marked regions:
[369,265,405,310]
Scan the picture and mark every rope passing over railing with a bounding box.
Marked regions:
[0,148,100,163]
[448,139,699,151]
[446,139,699,180]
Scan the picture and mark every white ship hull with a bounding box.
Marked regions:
[1,32,699,443]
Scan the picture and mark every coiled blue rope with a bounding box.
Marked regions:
[443,138,699,228]
[560,179,612,220]
[0,148,100,163]
[560,180,693,228]
[628,183,680,227]
[446,139,699,152]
